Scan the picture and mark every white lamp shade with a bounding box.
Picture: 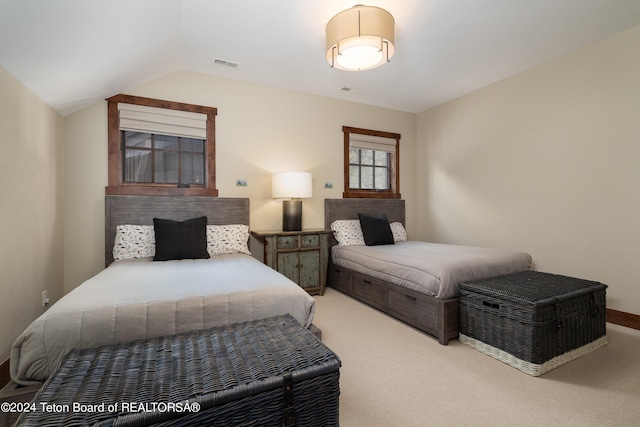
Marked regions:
[272,172,313,199]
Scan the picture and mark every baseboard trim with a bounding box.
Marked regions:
[607,308,640,330]
[0,358,9,390]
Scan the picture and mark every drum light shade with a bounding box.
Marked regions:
[272,172,313,199]
[272,172,313,231]
[325,5,395,71]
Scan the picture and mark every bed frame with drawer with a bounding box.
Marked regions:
[324,198,459,345]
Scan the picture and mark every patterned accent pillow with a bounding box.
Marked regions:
[330,220,365,246]
[113,224,252,261]
[390,222,408,242]
[112,225,155,261]
[206,224,251,256]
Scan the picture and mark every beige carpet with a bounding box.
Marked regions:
[312,288,640,427]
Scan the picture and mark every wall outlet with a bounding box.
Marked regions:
[42,290,49,307]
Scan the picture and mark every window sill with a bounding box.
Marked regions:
[343,190,401,199]
[105,185,218,197]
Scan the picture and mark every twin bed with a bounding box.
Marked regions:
[324,199,532,345]
[11,195,316,386]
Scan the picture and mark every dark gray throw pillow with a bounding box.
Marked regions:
[153,216,210,261]
[358,213,395,246]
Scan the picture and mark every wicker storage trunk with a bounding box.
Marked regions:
[15,315,341,427]
[459,271,607,376]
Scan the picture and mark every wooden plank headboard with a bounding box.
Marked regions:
[324,198,405,229]
[105,195,250,266]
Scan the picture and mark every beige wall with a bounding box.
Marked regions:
[0,66,64,361]
[63,102,108,292]
[417,25,640,315]
[63,71,417,292]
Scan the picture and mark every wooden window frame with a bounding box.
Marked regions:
[106,94,218,196]
[343,126,401,199]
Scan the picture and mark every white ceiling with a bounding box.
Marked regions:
[2,0,640,116]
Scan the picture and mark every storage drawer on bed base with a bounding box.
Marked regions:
[326,264,460,345]
[351,272,387,311]
[387,288,459,343]
[327,265,351,293]
[388,288,439,333]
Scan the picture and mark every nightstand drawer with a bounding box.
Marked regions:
[301,234,320,248]
[277,235,299,249]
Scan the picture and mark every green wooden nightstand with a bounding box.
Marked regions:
[251,229,333,296]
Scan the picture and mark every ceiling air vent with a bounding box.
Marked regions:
[213,58,240,69]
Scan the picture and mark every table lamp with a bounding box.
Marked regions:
[272,172,313,231]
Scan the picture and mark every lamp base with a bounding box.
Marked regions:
[282,200,302,232]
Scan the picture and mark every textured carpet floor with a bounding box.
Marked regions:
[312,288,640,427]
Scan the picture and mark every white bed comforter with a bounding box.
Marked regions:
[11,254,316,385]
[332,241,532,300]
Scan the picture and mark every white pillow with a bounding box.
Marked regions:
[330,219,407,246]
[112,225,155,261]
[113,223,251,261]
[390,222,408,242]
[330,220,365,246]
[206,224,251,256]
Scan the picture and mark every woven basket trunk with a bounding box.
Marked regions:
[459,271,607,375]
[16,315,341,427]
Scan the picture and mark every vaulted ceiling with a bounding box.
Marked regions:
[2,0,640,116]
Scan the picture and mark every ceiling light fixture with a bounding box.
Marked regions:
[325,5,395,71]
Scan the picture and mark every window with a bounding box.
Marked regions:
[106,94,218,196]
[343,126,401,199]
[123,133,204,185]
[349,141,390,191]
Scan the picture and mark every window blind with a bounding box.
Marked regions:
[118,103,207,139]
[349,133,396,153]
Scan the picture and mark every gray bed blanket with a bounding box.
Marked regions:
[332,241,532,299]
[11,254,316,385]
